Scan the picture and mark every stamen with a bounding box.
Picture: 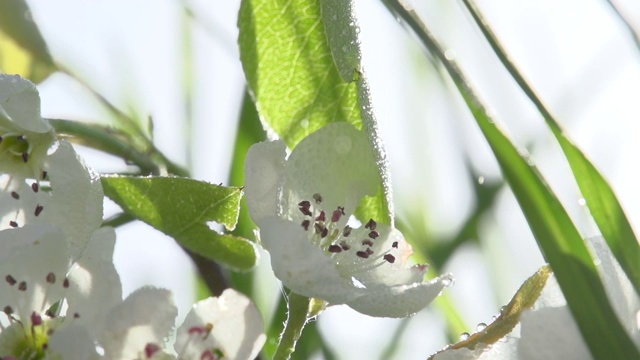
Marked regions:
[21,152,28,163]
[383,254,396,263]
[365,247,374,256]
[315,211,326,222]
[312,193,323,204]
[5,275,16,286]
[331,209,342,222]
[63,278,69,288]
[10,191,19,199]
[46,272,56,284]
[31,183,39,193]
[31,312,43,326]
[342,226,352,237]
[340,241,351,251]
[365,219,377,230]
[9,221,18,228]
[34,204,43,217]
[298,201,312,216]
[144,343,161,358]
[42,171,47,180]
[314,223,325,235]
[368,231,379,239]
[392,241,398,248]
[301,219,311,231]
[321,227,328,238]
[361,239,373,246]
[18,281,27,291]
[356,250,369,259]
[328,245,342,253]
[3,306,13,315]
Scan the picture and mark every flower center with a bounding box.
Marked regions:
[0,133,32,165]
[297,193,399,276]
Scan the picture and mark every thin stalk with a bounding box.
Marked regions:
[603,0,640,52]
[273,293,311,360]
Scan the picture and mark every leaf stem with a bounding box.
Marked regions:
[273,292,311,360]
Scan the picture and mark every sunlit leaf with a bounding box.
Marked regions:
[102,176,258,271]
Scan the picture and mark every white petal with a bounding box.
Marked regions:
[346,275,449,318]
[259,216,364,304]
[65,227,122,334]
[0,74,50,133]
[43,141,104,257]
[100,288,177,360]
[281,122,379,218]
[174,289,266,360]
[244,139,286,224]
[0,224,70,321]
[48,324,100,360]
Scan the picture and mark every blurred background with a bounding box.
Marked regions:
[6,0,640,358]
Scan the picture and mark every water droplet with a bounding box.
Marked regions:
[441,274,455,287]
[499,306,507,315]
[491,315,498,322]
[444,49,456,60]
[475,323,487,332]
[477,176,485,185]
[578,198,586,206]
[594,258,602,266]
[459,332,470,341]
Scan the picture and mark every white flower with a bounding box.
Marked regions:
[0,74,55,180]
[99,288,266,360]
[245,122,452,318]
[431,237,640,360]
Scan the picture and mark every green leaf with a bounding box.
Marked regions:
[0,0,55,83]
[101,176,258,271]
[238,0,392,224]
[379,2,640,358]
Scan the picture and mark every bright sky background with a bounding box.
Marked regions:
[23,0,640,358]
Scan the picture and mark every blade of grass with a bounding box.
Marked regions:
[460,0,640,298]
[381,0,640,358]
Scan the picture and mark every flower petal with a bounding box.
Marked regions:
[259,216,364,304]
[174,289,266,360]
[0,74,50,133]
[99,288,177,360]
[48,324,100,360]
[244,139,287,225]
[281,122,379,218]
[346,275,450,318]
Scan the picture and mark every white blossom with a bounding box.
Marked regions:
[245,122,452,317]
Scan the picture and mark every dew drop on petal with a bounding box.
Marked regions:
[477,176,485,185]
[459,332,470,341]
[578,198,586,206]
[475,322,487,332]
[441,274,454,287]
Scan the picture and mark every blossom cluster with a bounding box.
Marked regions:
[0,74,265,359]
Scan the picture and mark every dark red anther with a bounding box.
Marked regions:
[316,211,326,222]
[46,272,56,284]
[340,241,351,251]
[73,313,80,318]
[312,193,323,204]
[331,209,342,222]
[298,200,312,216]
[31,311,43,326]
[5,275,16,286]
[188,326,206,335]
[392,241,398,248]
[42,171,48,180]
[356,251,369,259]
[63,278,70,288]
[21,152,28,163]
[144,343,161,358]
[18,281,27,291]
[35,204,43,217]
[342,226,352,237]
[10,191,19,199]
[31,183,39,193]
[365,247,374,255]
[384,254,396,263]
[328,245,342,253]
[338,206,345,215]
[9,221,18,228]
[365,219,377,230]
[368,231,379,239]
[314,223,325,235]
[321,227,329,238]
[301,219,311,231]
[362,239,373,246]
[4,306,13,315]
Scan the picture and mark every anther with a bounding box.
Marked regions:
[365,219,377,230]
[46,272,56,284]
[3,306,13,315]
[362,239,373,246]
[10,191,19,199]
[188,326,207,335]
[313,193,323,204]
[298,201,312,216]
[328,245,342,253]
[314,223,325,235]
[340,241,350,251]
[342,226,352,237]
[9,221,18,228]
[31,311,43,326]
[368,231,379,239]
[35,204,43,217]
[21,152,28,163]
[145,343,161,358]
[383,254,396,263]
[356,251,369,259]
[73,313,80,318]
[31,183,39,193]
[337,206,345,215]
[392,241,398,248]
[42,171,47,180]
[5,275,16,286]
[18,281,27,291]
[16,135,25,141]
[365,247,374,255]
[301,219,311,231]
[63,278,69,288]
[316,211,326,222]
[321,227,328,238]
[331,209,342,222]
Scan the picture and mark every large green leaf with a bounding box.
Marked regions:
[380,1,640,358]
[0,0,55,82]
[458,0,640,298]
[238,0,392,224]
[102,176,258,271]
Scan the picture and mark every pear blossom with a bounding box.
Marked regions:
[99,288,266,360]
[431,237,640,360]
[0,74,55,180]
[245,122,452,318]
